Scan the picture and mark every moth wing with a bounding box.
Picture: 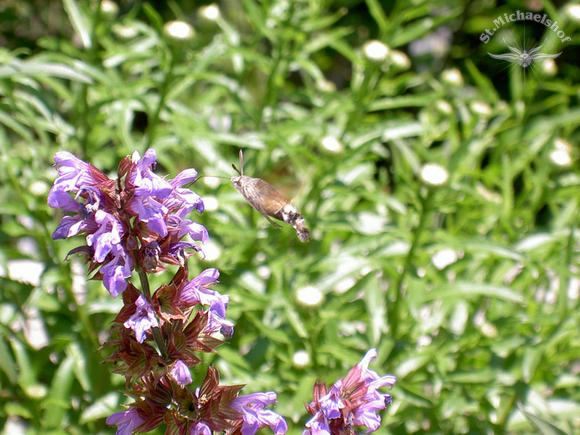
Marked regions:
[263,214,282,228]
[241,178,288,219]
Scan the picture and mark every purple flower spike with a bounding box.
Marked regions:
[170,360,192,386]
[123,295,159,342]
[232,392,288,435]
[304,348,396,434]
[106,409,144,435]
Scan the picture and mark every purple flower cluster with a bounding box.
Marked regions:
[304,349,396,434]
[48,149,206,297]
[49,149,287,435]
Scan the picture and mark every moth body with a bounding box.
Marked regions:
[231,154,310,242]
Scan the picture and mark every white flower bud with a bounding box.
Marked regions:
[420,163,449,186]
[363,40,390,63]
[164,21,195,41]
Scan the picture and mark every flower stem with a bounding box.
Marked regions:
[390,188,434,338]
[137,268,168,359]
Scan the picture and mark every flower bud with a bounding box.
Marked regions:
[541,59,557,76]
[320,135,344,153]
[295,285,323,307]
[390,50,411,70]
[199,4,221,21]
[470,101,492,117]
[163,20,195,42]
[441,68,463,86]
[420,163,449,186]
[100,0,119,18]
[363,40,390,63]
[549,138,572,167]
[566,4,580,21]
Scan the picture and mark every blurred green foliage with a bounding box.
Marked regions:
[0,0,579,433]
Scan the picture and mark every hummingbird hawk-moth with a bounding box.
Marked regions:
[231,150,310,243]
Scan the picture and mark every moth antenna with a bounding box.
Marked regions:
[195,175,231,184]
[240,149,244,175]
[239,149,244,176]
[232,164,241,175]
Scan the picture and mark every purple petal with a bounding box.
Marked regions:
[106,409,144,435]
[171,168,198,187]
[47,187,81,211]
[170,360,192,386]
[180,269,227,317]
[128,196,168,237]
[304,413,331,435]
[190,422,212,435]
[131,149,173,198]
[86,210,124,262]
[123,295,159,342]
[101,251,132,297]
[232,392,287,435]
[177,219,208,243]
[52,214,89,239]
[50,151,99,197]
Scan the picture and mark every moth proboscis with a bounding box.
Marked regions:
[231,150,310,243]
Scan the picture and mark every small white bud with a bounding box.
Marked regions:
[420,163,449,186]
[100,0,119,18]
[549,138,572,167]
[292,350,310,367]
[164,21,195,41]
[199,4,221,21]
[363,40,390,62]
[390,50,411,70]
[431,249,458,270]
[296,285,323,307]
[441,68,463,86]
[435,100,453,115]
[470,101,492,117]
[566,4,580,21]
[320,135,343,153]
[541,59,557,76]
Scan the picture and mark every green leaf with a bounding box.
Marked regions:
[424,282,525,303]
[63,0,92,48]
[43,355,75,429]
[517,404,568,435]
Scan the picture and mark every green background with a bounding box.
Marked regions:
[0,0,579,433]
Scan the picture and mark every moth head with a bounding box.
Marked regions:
[231,175,243,190]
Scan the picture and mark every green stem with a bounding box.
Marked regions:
[78,0,103,156]
[390,188,434,338]
[137,268,168,359]
[560,208,577,316]
[145,50,176,153]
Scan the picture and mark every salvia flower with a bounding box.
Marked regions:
[304,348,396,434]
[50,150,289,435]
[48,149,207,296]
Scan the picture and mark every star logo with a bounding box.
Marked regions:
[488,38,562,68]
